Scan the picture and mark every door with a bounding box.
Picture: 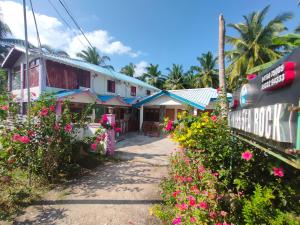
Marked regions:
[165,109,175,120]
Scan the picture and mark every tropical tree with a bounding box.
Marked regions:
[183,69,196,89]
[76,46,114,70]
[120,63,135,77]
[191,51,218,88]
[226,6,293,90]
[143,64,166,89]
[41,44,69,57]
[0,11,11,61]
[164,64,185,90]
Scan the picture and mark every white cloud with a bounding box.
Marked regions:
[0,1,139,58]
[134,61,148,77]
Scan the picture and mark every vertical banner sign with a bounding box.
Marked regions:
[228,47,300,159]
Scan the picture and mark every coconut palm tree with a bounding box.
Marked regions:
[226,6,293,90]
[143,64,166,89]
[191,51,219,88]
[183,69,196,89]
[41,44,69,57]
[0,11,12,61]
[120,63,135,77]
[164,64,185,90]
[77,46,114,70]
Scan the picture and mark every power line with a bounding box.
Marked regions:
[47,0,87,49]
[57,0,93,48]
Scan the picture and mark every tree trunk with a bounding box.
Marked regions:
[218,14,228,117]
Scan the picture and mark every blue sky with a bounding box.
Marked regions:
[1,0,300,75]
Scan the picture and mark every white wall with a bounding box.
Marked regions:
[91,72,156,97]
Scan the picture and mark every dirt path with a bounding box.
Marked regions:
[10,135,176,225]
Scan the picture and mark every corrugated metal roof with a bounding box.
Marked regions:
[97,95,115,102]
[122,97,144,104]
[0,44,160,91]
[134,88,232,110]
[53,89,83,98]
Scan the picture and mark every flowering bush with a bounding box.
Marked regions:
[153,112,299,224]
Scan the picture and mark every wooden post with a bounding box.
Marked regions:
[139,105,144,131]
[218,14,228,117]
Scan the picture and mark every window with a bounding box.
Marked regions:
[12,66,21,90]
[146,90,151,96]
[131,86,136,96]
[107,80,115,93]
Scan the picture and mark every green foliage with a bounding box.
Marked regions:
[242,185,299,225]
[155,112,299,224]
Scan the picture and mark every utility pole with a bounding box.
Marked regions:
[23,0,30,121]
[218,14,228,117]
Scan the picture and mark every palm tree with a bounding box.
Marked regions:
[183,69,196,89]
[164,64,185,90]
[143,64,166,89]
[41,44,69,57]
[120,63,135,77]
[191,52,219,88]
[76,46,114,70]
[0,11,12,61]
[226,6,293,90]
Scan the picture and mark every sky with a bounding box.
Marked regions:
[1,0,300,76]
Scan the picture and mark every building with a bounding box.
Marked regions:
[134,88,232,132]
[1,44,159,133]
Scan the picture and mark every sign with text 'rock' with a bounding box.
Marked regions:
[228,47,300,154]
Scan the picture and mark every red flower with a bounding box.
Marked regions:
[210,211,217,219]
[273,167,284,177]
[40,107,49,117]
[100,114,108,124]
[27,130,35,137]
[54,123,60,131]
[172,190,181,198]
[211,115,218,122]
[198,201,208,210]
[0,105,9,111]
[49,105,56,112]
[241,150,253,161]
[12,134,21,141]
[115,127,122,133]
[220,211,227,217]
[186,176,193,182]
[247,74,257,80]
[19,136,30,144]
[91,143,97,151]
[187,195,196,206]
[165,120,174,131]
[64,124,73,133]
[212,172,219,177]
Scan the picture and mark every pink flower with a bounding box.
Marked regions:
[211,115,218,122]
[176,203,188,211]
[54,123,60,131]
[215,223,222,225]
[198,201,208,210]
[31,92,36,97]
[172,190,181,198]
[223,223,230,225]
[115,127,122,133]
[27,130,35,137]
[49,105,56,112]
[0,105,9,111]
[64,124,73,133]
[190,217,196,223]
[100,114,108,124]
[187,195,196,206]
[186,176,193,182]
[165,120,174,131]
[198,165,206,173]
[241,150,253,161]
[172,217,182,225]
[91,143,97,151]
[12,134,21,141]
[220,211,227,217]
[19,136,30,144]
[210,211,217,219]
[40,107,49,117]
[247,74,257,80]
[191,186,200,194]
[212,172,219,177]
[273,167,284,177]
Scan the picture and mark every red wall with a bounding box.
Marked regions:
[46,60,90,89]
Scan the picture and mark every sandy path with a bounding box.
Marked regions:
[9,135,175,225]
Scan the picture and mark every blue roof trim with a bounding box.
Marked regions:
[97,95,115,102]
[165,92,206,110]
[133,91,165,107]
[53,89,83,98]
[122,97,142,104]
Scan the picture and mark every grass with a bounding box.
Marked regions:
[0,169,50,221]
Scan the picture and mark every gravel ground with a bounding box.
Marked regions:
[7,134,176,225]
